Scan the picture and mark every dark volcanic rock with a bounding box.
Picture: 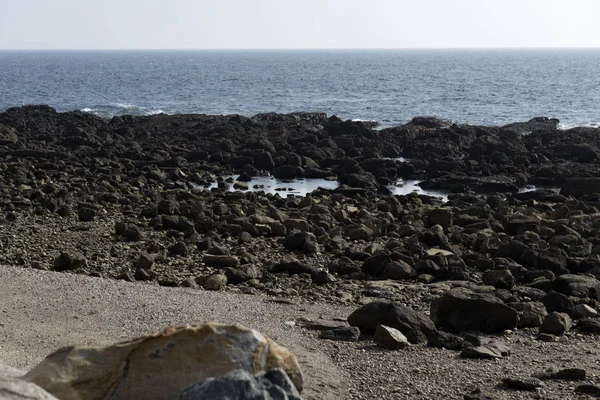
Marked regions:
[53,252,87,272]
[347,301,436,343]
[430,288,518,333]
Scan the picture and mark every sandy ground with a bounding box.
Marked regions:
[0,265,354,400]
[3,265,600,400]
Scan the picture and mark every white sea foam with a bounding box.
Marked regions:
[558,122,600,130]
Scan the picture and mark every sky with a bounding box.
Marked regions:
[1,0,600,50]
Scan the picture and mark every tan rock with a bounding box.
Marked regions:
[24,323,302,400]
[1,364,58,400]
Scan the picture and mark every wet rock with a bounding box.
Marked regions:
[373,325,409,350]
[430,288,518,333]
[180,369,303,400]
[539,312,572,336]
[233,181,249,190]
[347,301,436,343]
[24,324,303,400]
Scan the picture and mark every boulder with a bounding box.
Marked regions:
[539,312,572,336]
[24,324,303,400]
[430,288,518,333]
[554,274,600,300]
[0,365,58,400]
[203,274,228,290]
[482,269,515,290]
[561,178,600,197]
[53,252,87,272]
[180,369,303,400]
[519,302,548,327]
[347,301,436,343]
[573,304,598,319]
[382,261,417,280]
[373,325,409,350]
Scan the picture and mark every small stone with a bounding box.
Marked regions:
[196,237,213,251]
[319,326,360,342]
[133,253,155,270]
[373,325,409,350]
[312,270,336,285]
[238,232,252,243]
[203,274,227,290]
[502,377,543,391]
[78,207,95,222]
[168,242,189,257]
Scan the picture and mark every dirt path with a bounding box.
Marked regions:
[0,265,354,400]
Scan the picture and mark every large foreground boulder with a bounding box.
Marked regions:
[430,289,518,333]
[181,368,303,400]
[347,301,436,343]
[24,324,302,400]
[0,364,58,400]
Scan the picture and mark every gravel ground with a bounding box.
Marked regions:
[1,265,600,400]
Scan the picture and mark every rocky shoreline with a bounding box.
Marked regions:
[3,105,600,398]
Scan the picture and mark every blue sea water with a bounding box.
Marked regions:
[1,49,599,128]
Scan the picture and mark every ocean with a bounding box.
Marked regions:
[1,49,599,128]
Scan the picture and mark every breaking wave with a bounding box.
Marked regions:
[80,103,167,118]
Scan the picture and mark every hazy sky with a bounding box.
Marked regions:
[1,0,600,49]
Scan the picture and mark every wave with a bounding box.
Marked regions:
[558,121,600,130]
[80,103,167,118]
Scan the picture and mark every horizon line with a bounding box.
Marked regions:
[2,46,600,52]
